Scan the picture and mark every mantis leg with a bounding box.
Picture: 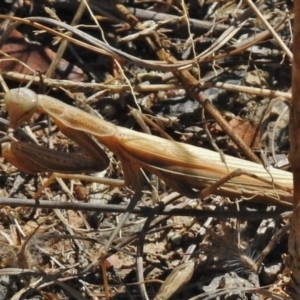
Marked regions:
[33,173,124,200]
[101,189,142,256]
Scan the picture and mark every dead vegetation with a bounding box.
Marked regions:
[0,0,296,299]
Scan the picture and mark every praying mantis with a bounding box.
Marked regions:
[2,87,294,255]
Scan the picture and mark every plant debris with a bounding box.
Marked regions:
[0,1,294,299]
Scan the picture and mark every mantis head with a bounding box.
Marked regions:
[4,88,38,128]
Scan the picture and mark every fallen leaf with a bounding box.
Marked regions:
[154,260,195,300]
[0,29,86,81]
[210,118,261,149]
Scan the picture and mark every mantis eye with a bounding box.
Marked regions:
[4,88,38,128]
